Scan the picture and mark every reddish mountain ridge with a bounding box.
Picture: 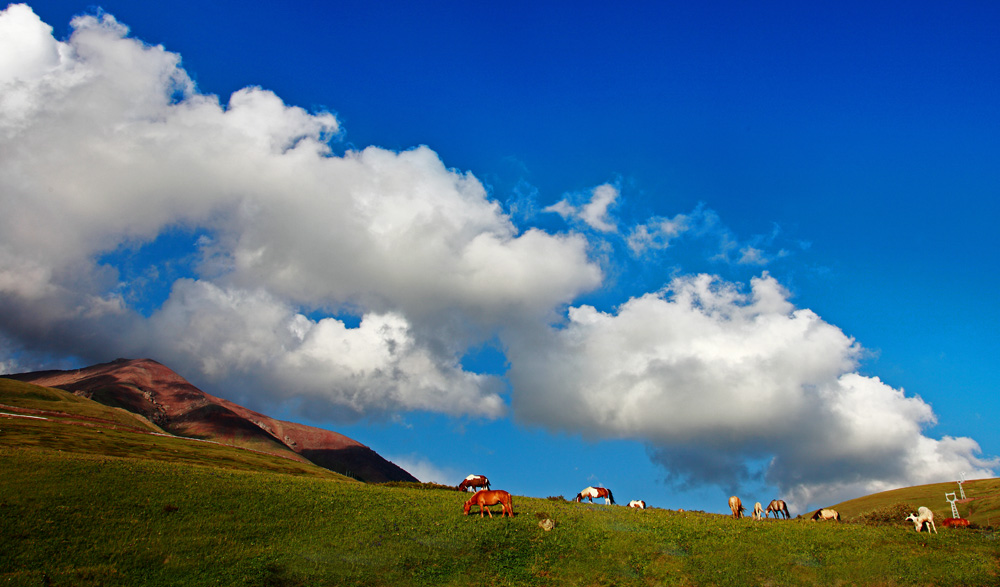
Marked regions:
[6,358,417,483]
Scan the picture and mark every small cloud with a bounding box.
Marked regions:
[544,183,619,233]
[626,212,692,254]
[738,246,768,265]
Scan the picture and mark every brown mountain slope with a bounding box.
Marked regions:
[5,358,417,483]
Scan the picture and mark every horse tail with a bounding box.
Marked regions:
[608,489,615,505]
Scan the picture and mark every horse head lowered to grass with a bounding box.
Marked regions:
[811,508,841,521]
[575,486,615,505]
[728,496,744,519]
[766,499,790,519]
[463,490,513,518]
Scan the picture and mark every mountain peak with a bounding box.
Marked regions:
[6,358,417,483]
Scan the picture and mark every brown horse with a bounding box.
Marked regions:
[941,517,970,528]
[457,474,490,492]
[729,496,744,519]
[463,490,513,518]
[766,499,790,519]
[575,486,615,505]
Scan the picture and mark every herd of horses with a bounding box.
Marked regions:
[728,495,841,521]
[457,475,940,531]
[457,474,838,521]
[458,475,632,518]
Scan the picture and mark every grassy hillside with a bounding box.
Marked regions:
[831,477,1000,528]
[0,376,164,432]
[2,378,999,586]
[0,377,352,479]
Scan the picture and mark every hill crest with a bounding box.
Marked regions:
[5,358,417,483]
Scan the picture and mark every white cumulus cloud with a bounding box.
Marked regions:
[506,273,996,508]
[0,4,599,418]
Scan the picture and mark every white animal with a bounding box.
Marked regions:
[628,500,646,509]
[752,502,763,520]
[905,506,938,534]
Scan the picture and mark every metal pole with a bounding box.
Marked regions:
[945,492,959,519]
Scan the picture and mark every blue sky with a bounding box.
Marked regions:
[2,1,998,513]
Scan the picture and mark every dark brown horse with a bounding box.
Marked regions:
[575,486,615,505]
[457,474,490,492]
[463,490,513,518]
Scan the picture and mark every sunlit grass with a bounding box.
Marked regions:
[4,445,998,587]
[2,377,999,586]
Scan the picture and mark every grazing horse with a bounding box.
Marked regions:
[575,486,615,505]
[729,496,744,519]
[905,506,937,534]
[766,499,790,519]
[752,502,764,520]
[811,508,841,521]
[941,517,970,529]
[628,500,646,509]
[457,474,490,492]
[463,490,513,518]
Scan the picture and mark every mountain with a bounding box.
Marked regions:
[4,358,417,483]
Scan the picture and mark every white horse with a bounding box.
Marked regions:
[628,500,646,509]
[906,507,937,534]
[811,508,841,521]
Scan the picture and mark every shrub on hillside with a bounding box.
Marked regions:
[855,502,917,526]
[377,481,456,491]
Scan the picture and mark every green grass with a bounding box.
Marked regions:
[0,377,162,432]
[2,377,1000,586]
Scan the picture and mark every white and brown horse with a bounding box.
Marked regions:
[752,502,764,520]
[628,500,646,509]
[729,496,744,519]
[575,486,615,505]
[457,474,490,492]
[463,490,513,518]
[811,508,841,521]
[766,499,790,519]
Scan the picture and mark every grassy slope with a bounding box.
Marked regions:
[2,378,999,586]
[832,477,1000,528]
[0,377,164,432]
[0,377,354,478]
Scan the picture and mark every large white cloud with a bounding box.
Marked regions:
[0,4,599,418]
[506,273,996,507]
